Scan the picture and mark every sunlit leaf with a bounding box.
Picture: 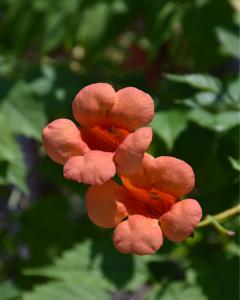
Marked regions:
[216,28,240,59]
[0,114,19,162]
[0,281,19,300]
[189,108,239,132]
[24,239,151,294]
[151,109,188,150]
[180,92,217,108]
[30,65,56,96]
[165,73,222,93]
[227,78,240,101]
[22,281,111,300]
[228,157,240,171]
[0,81,47,141]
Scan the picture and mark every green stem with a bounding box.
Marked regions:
[197,204,240,236]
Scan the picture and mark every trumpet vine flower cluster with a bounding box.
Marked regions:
[42,83,202,255]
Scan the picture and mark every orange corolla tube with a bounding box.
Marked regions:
[42,83,154,185]
[86,154,202,255]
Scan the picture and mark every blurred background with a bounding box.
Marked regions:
[0,0,239,299]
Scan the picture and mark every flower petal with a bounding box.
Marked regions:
[159,199,202,242]
[73,83,116,128]
[42,118,89,164]
[145,156,195,197]
[63,151,116,185]
[121,153,154,189]
[86,180,128,228]
[110,87,154,131]
[113,215,163,255]
[114,127,152,176]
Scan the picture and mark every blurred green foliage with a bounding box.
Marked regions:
[0,0,239,299]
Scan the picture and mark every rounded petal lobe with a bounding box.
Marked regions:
[160,199,202,242]
[63,151,116,185]
[86,180,128,228]
[110,87,154,131]
[113,215,163,255]
[114,127,152,176]
[145,156,195,197]
[42,118,89,164]
[73,83,116,127]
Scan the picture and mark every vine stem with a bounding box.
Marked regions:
[197,204,240,236]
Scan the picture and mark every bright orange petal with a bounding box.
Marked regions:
[145,156,195,197]
[63,151,116,185]
[114,127,152,176]
[159,199,202,242]
[109,87,154,131]
[73,83,116,128]
[86,180,128,228]
[42,118,89,164]
[113,215,163,255]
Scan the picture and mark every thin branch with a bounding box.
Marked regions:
[197,204,240,236]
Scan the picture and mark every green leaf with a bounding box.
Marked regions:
[24,240,110,286]
[0,114,19,162]
[23,241,113,299]
[216,28,240,59]
[189,244,239,300]
[24,239,151,296]
[0,55,16,76]
[22,281,111,300]
[192,92,217,107]
[0,81,47,141]
[165,73,222,93]
[76,2,110,46]
[225,78,240,106]
[180,92,217,109]
[214,111,240,132]
[151,110,188,150]
[189,108,240,132]
[0,281,19,300]
[30,65,56,96]
[145,282,207,300]
[228,157,240,172]
[224,242,240,257]
[7,152,28,194]
[0,114,28,193]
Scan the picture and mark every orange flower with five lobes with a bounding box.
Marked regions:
[86,154,202,255]
[42,83,154,185]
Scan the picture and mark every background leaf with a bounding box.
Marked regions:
[0,281,20,300]
[228,157,240,172]
[0,82,47,141]
[22,281,111,300]
[165,74,222,93]
[24,239,151,293]
[151,109,188,150]
[189,108,239,132]
[145,282,207,300]
[216,28,240,58]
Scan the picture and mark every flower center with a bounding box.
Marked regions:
[121,177,177,219]
[81,125,130,152]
